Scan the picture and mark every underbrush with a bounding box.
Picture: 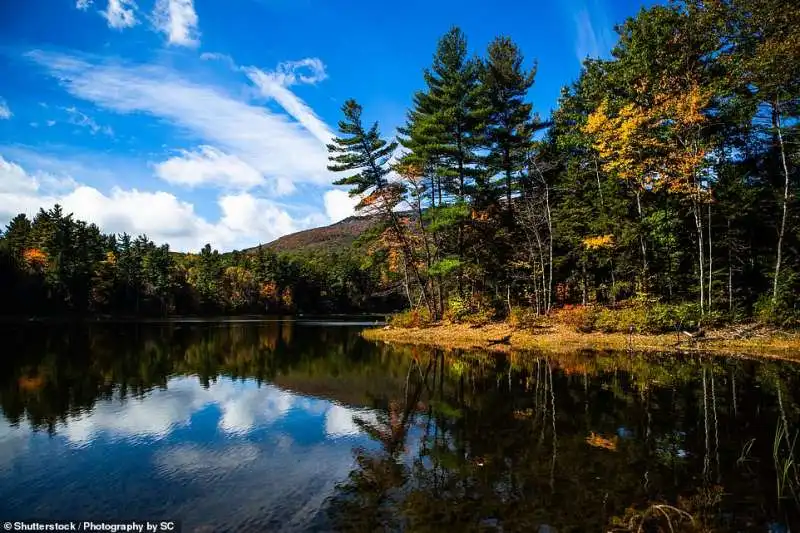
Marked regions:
[389,308,432,328]
[444,295,496,326]
[388,297,792,334]
[551,301,731,334]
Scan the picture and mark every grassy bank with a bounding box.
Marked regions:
[362,321,800,361]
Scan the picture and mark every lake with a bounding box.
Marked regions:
[1,321,798,532]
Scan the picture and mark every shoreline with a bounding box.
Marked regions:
[362,322,800,361]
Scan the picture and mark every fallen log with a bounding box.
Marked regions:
[487,335,512,346]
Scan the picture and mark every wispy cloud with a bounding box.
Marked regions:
[244,58,333,145]
[104,0,138,29]
[0,98,11,119]
[573,2,616,63]
[65,107,114,136]
[75,0,93,9]
[153,0,200,47]
[26,49,335,197]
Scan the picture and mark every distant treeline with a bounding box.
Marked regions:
[326,0,799,326]
[0,205,404,317]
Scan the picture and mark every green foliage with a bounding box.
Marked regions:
[0,205,401,317]
[428,258,462,277]
[389,308,432,328]
[756,296,800,330]
[508,306,541,329]
[445,295,471,323]
[327,99,400,207]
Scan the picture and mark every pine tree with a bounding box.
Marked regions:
[327,99,399,212]
[327,99,439,318]
[483,36,537,208]
[423,26,489,202]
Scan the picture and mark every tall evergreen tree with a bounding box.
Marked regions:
[327,99,399,211]
[483,36,537,208]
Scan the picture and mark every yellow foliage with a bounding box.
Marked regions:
[104,251,117,265]
[584,81,713,202]
[583,234,615,250]
[281,287,294,309]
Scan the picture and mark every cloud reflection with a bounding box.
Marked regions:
[46,377,371,446]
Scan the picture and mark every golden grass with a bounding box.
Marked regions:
[362,321,800,361]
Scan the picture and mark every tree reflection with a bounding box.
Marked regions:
[1,325,799,530]
[326,350,800,532]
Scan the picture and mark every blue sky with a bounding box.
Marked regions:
[0,0,654,252]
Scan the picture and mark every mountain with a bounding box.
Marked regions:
[245,215,380,255]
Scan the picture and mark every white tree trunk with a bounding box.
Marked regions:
[773,99,791,303]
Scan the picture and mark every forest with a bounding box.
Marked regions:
[0,206,401,316]
[328,0,799,328]
[0,0,798,326]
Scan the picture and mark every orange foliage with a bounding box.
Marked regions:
[554,305,595,332]
[23,248,48,267]
[280,287,294,309]
[260,281,278,301]
[586,432,618,451]
[19,375,45,392]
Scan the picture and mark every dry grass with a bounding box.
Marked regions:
[362,321,800,361]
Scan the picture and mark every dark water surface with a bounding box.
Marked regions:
[1,322,799,532]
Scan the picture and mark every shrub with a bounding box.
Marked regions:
[755,294,800,329]
[508,306,541,329]
[643,302,702,333]
[445,295,472,323]
[554,304,597,332]
[464,308,494,326]
[390,307,432,328]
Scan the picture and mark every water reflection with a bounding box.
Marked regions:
[0,323,799,532]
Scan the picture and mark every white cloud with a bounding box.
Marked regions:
[0,154,324,251]
[153,0,200,47]
[65,107,114,136]
[154,443,259,478]
[47,120,57,127]
[0,98,11,119]
[0,156,41,195]
[76,0,93,9]
[573,5,615,63]
[154,145,263,189]
[38,376,374,446]
[27,50,335,196]
[259,58,328,88]
[323,189,358,223]
[104,0,138,29]
[244,58,332,145]
[325,404,375,438]
[54,378,301,445]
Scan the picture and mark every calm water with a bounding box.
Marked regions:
[1,322,799,532]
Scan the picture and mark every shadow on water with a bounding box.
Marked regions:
[0,323,799,532]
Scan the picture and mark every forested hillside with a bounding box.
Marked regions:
[1,0,797,325]
[0,207,403,316]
